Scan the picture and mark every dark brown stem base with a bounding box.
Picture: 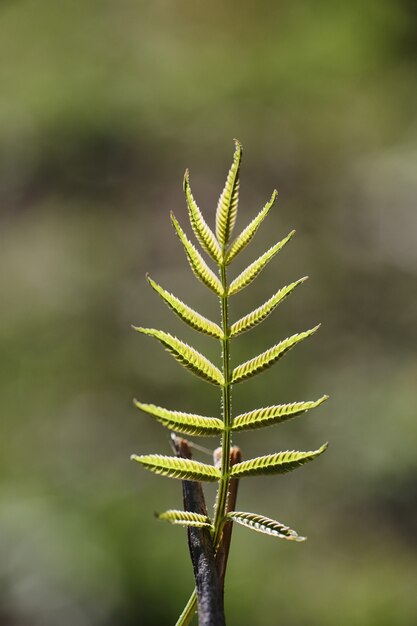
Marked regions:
[214,446,242,593]
[171,435,225,626]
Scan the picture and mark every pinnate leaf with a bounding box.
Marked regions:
[131,454,221,481]
[227,511,306,541]
[232,396,329,432]
[216,139,242,246]
[228,230,295,296]
[133,327,224,386]
[184,170,222,263]
[171,213,223,296]
[226,190,277,264]
[230,277,308,337]
[232,325,320,384]
[134,400,224,436]
[230,444,328,478]
[147,275,223,339]
[158,510,212,528]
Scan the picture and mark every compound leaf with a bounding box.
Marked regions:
[158,509,212,528]
[134,327,224,386]
[147,275,223,339]
[228,230,295,296]
[232,325,320,384]
[230,277,308,337]
[225,190,277,264]
[171,212,223,296]
[230,444,328,478]
[131,454,221,482]
[232,395,329,432]
[216,139,242,246]
[227,511,306,542]
[184,170,222,263]
[134,400,224,437]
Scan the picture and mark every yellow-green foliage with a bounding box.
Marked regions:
[132,141,328,625]
[159,510,212,529]
[226,512,306,542]
[134,401,224,436]
[131,454,221,482]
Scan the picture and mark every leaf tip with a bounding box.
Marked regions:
[183,168,189,183]
[146,274,156,289]
[233,137,242,151]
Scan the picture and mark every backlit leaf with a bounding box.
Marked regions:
[131,454,221,481]
[232,396,329,431]
[225,190,277,264]
[147,275,223,339]
[171,213,223,296]
[228,230,295,296]
[232,325,320,384]
[158,509,212,528]
[133,327,224,386]
[230,444,328,478]
[227,511,306,541]
[216,139,242,246]
[230,277,307,336]
[184,170,222,263]
[134,400,224,436]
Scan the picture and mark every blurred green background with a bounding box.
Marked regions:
[1,1,416,624]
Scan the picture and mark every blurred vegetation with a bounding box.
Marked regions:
[0,1,416,624]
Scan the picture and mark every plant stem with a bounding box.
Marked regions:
[175,589,198,626]
[212,261,232,547]
[172,435,225,626]
[175,258,232,626]
[216,446,241,592]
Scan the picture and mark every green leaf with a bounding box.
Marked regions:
[183,170,222,263]
[228,230,295,296]
[227,512,306,541]
[225,190,277,264]
[158,509,212,528]
[133,327,224,386]
[131,454,221,482]
[147,275,223,339]
[171,212,223,296]
[134,400,224,436]
[232,395,329,432]
[230,444,328,478]
[230,277,308,337]
[215,139,242,247]
[232,325,320,384]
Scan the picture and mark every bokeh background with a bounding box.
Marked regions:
[1,1,417,624]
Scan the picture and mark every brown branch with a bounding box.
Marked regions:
[214,446,242,591]
[171,435,225,626]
